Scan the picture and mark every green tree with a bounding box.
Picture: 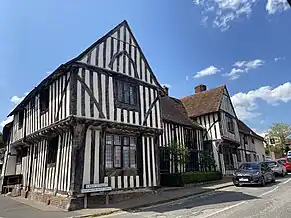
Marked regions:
[0,132,4,149]
[268,123,291,157]
[168,140,188,173]
[199,151,216,172]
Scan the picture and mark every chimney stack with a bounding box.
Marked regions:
[195,84,207,93]
[163,86,169,96]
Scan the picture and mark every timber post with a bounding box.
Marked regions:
[69,122,89,195]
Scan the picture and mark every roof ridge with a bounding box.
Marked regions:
[180,85,225,100]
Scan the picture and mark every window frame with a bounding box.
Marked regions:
[114,77,140,111]
[18,110,24,130]
[40,88,50,114]
[47,136,58,166]
[225,114,235,133]
[105,134,137,170]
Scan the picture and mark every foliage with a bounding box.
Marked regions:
[160,171,222,187]
[199,151,217,172]
[168,140,188,172]
[0,132,4,149]
[268,123,291,156]
[182,171,222,184]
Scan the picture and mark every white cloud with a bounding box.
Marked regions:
[266,0,289,14]
[224,59,264,80]
[194,0,289,31]
[194,0,259,31]
[252,128,268,137]
[194,65,220,78]
[274,56,286,62]
[231,82,291,121]
[0,92,29,128]
[161,84,172,88]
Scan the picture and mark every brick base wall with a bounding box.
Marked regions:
[17,189,154,211]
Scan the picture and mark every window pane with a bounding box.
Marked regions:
[117,81,123,101]
[105,145,113,168]
[130,137,136,146]
[124,83,130,104]
[123,146,130,168]
[124,136,129,145]
[106,135,113,145]
[129,86,136,105]
[114,135,121,145]
[130,145,136,168]
[114,146,121,167]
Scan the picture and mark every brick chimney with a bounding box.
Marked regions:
[163,86,169,96]
[195,84,207,93]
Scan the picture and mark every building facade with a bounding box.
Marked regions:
[1,20,165,210]
[181,85,240,175]
[237,119,266,165]
[159,89,204,174]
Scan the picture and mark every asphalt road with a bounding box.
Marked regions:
[0,195,78,218]
[103,175,291,218]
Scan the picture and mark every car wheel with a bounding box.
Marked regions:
[271,175,276,183]
[260,176,266,187]
[282,171,285,177]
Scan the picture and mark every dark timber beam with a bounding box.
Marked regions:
[69,123,90,195]
[142,95,160,126]
[76,74,105,118]
[108,50,140,79]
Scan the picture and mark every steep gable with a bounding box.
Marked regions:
[70,20,161,87]
[219,87,237,118]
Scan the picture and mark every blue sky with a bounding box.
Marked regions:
[0,0,290,136]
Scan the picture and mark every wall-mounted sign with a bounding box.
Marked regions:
[81,183,112,194]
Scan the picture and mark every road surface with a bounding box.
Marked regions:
[103,175,291,218]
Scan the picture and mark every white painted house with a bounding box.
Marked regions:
[181,85,240,175]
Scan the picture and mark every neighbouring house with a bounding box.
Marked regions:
[159,87,204,174]
[1,20,166,210]
[181,84,240,175]
[237,119,266,164]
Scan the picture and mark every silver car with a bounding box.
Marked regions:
[265,160,287,176]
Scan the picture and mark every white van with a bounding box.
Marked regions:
[287,151,291,157]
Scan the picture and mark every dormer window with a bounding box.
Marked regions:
[18,110,24,129]
[40,88,49,114]
[115,79,139,111]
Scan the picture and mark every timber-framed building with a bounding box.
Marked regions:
[1,20,166,210]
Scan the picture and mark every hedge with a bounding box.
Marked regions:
[160,171,222,187]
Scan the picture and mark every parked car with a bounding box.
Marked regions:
[233,162,275,187]
[265,156,272,161]
[279,157,291,172]
[264,160,287,176]
[287,151,291,157]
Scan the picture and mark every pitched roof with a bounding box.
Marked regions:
[9,20,162,117]
[237,119,264,141]
[160,95,202,129]
[180,85,225,118]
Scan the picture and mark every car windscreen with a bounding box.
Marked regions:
[265,161,277,167]
[239,163,259,170]
[281,159,287,164]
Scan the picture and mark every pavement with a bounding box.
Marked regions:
[1,176,291,218]
[0,178,232,218]
[102,175,291,218]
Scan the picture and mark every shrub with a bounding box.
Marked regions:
[182,171,222,184]
[160,171,222,187]
[160,173,184,187]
